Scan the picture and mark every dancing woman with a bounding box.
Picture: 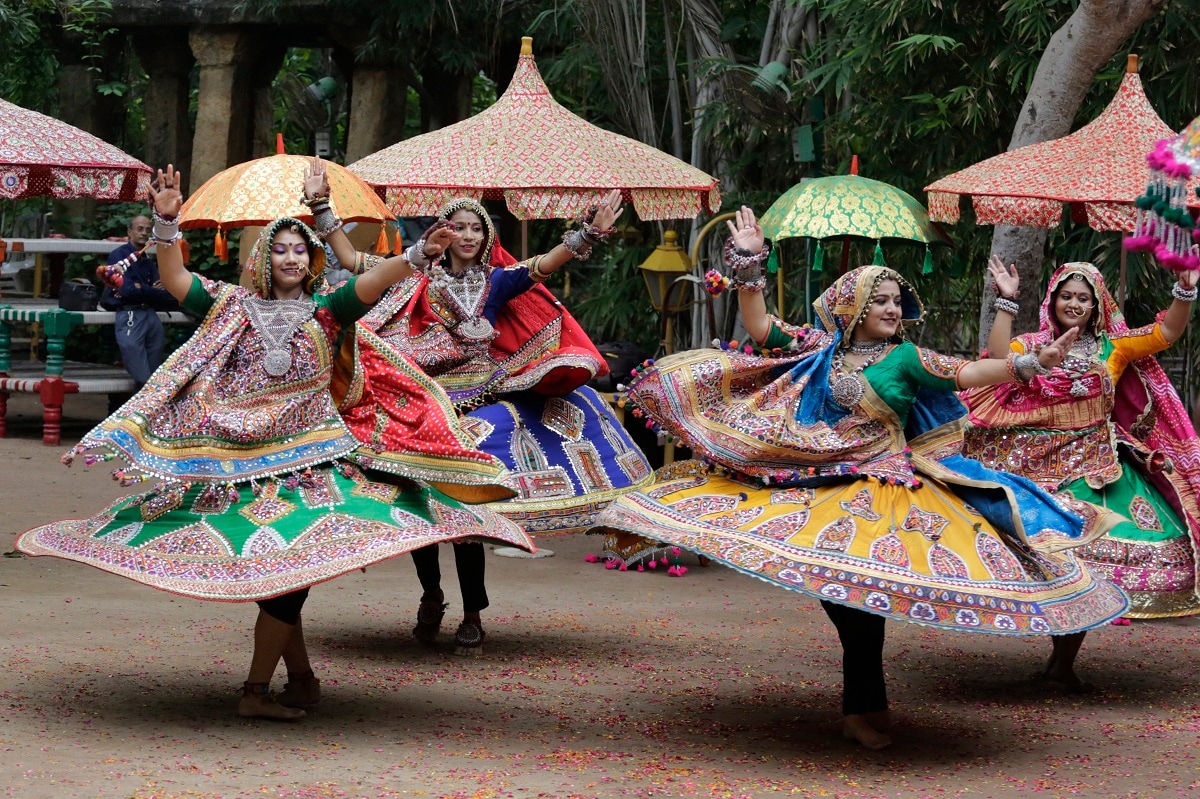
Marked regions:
[963,260,1200,631]
[16,166,533,720]
[593,207,1128,749]
[305,162,652,654]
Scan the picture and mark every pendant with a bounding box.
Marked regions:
[1070,378,1088,397]
[457,316,495,341]
[264,348,293,377]
[830,373,865,409]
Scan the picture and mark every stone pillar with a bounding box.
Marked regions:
[345,68,392,163]
[250,44,288,158]
[133,30,195,176]
[188,26,256,192]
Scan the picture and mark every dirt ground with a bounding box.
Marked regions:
[2,392,1200,799]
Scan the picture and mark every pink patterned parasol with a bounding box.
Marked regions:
[348,38,720,221]
[0,97,151,201]
[924,57,1200,233]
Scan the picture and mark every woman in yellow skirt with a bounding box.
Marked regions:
[595,207,1127,749]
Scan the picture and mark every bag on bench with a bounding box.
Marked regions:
[58,278,100,311]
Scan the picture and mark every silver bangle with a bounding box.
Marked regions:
[561,228,593,261]
[312,206,343,240]
[993,296,1019,316]
[1171,282,1198,302]
[1012,352,1046,382]
[406,238,430,269]
[152,211,180,245]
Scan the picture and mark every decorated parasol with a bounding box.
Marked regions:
[180,135,396,258]
[0,97,151,201]
[925,56,1200,233]
[757,157,951,318]
[348,37,720,222]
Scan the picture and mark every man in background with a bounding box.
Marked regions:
[100,214,178,410]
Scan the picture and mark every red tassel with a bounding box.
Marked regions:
[214,229,228,261]
[374,225,388,254]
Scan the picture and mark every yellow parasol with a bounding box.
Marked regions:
[180,135,396,259]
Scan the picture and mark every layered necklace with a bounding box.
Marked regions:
[244,295,316,377]
[1061,330,1099,397]
[424,258,494,343]
[829,338,890,409]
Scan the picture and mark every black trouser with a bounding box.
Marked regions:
[411,542,489,613]
[821,600,888,715]
[257,587,310,625]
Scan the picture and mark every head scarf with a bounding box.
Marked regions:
[1036,262,1114,341]
[437,198,496,267]
[245,218,326,299]
[793,265,924,424]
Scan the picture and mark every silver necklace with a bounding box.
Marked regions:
[1063,331,1099,397]
[425,260,495,342]
[244,296,315,377]
[829,342,889,409]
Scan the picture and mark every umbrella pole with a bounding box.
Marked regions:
[777,243,785,321]
[521,220,529,260]
[840,236,850,273]
[1119,245,1127,314]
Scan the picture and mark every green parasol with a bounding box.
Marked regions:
[760,159,951,277]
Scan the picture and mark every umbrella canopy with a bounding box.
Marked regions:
[348,37,720,221]
[0,97,151,201]
[761,173,950,245]
[180,150,394,231]
[925,59,1200,232]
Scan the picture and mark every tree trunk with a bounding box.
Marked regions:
[980,0,1166,349]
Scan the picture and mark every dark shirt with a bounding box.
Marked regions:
[101,242,178,311]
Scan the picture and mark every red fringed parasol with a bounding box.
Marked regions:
[348,37,720,222]
[924,56,1200,233]
[0,97,151,201]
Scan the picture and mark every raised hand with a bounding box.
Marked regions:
[1178,267,1199,292]
[591,190,624,231]
[147,165,184,218]
[987,255,1019,299]
[725,205,764,253]
[421,219,458,259]
[1037,327,1079,369]
[303,156,330,202]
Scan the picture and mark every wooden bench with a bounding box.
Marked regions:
[0,304,190,445]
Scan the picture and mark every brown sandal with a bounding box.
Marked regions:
[413,595,448,644]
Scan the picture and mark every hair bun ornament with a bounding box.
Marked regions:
[1126,116,1200,273]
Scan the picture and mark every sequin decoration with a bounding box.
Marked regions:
[143,524,232,557]
[813,516,856,552]
[869,531,911,568]
[839,489,882,521]
[754,509,811,540]
[928,543,971,579]
[675,495,740,516]
[239,486,296,526]
[505,468,574,499]
[141,484,188,523]
[563,441,612,492]
[541,397,585,441]
[301,470,344,509]
[1129,495,1164,532]
[977,532,1024,581]
[902,506,950,541]
[242,526,289,557]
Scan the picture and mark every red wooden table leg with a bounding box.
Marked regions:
[37,376,77,447]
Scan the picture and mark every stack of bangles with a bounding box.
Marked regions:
[561,221,614,261]
[1006,350,1050,383]
[992,295,1019,315]
[723,238,770,292]
[152,211,182,247]
[404,236,433,269]
[1172,281,1198,302]
[303,193,343,240]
